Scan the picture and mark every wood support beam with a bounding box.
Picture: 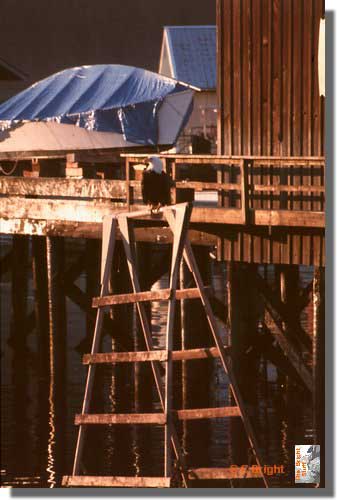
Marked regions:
[255,273,311,349]
[0,197,325,227]
[263,309,313,391]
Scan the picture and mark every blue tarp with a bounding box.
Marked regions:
[0,64,192,145]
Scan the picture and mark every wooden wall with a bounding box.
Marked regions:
[216,0,325,157]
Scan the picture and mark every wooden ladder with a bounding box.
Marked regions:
[62,202,268,488]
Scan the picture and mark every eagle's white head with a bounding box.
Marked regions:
[146,156,163,174]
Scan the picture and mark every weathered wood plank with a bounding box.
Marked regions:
[92,287,204,307]
[252,210,324,228]
[62,476,171,488]
[188,467,264,480]
[0,177,132,199]
[0,218,218,245]
[175,407,240,420]
[75,413,166,425]
[1,197,324,227]
[83,347,228,364]
[171,346,225,361]
[122,153,324,162]
[0,197,119,223]
[175,181,240,191]
[253,184,324,193]
[0,218,325,266]
[84,351,169,363]
[75,407,240,425]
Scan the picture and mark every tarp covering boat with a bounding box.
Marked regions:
[0,64,195,149]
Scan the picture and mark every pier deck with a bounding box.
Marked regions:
[0,154,325,266]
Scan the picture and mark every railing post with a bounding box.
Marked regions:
[240,159,250,224]
[217,163,224,208]
[162,157,167,173]
[125,158,133,210]
[216,162,224,260]
[171,160,177,205]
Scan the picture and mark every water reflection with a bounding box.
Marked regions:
[0,237,317,488]
[46,377,56,488]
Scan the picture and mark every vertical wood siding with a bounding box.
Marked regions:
[217,0,325,157]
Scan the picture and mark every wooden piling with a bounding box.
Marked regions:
[230,263,260,389]
[9,235,29,349]
[229,263,260,465]
[32,236,49,369]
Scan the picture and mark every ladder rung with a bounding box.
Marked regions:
[176,406,240,420]
[84,350,168,363]
[172,346,230,361]
[92,287,210,307]
[75,407,239,426]
[62,475,171,488]
[188,467,264,480]
[75,413,166,425]
[83,346,229,364]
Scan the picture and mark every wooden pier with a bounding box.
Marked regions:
[0,153,325,266]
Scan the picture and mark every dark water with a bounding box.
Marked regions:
[0,236,316,488]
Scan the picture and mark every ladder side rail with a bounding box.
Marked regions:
[164,204,192,478]
[118,216,164,404]
[72,216,117,475]
[184,240,269,488]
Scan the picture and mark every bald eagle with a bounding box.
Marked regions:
[141,156,172,212]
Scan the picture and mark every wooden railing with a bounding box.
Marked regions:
[0,154,325,229]
[122,154,325,227]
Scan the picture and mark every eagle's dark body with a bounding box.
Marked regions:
[141,170,171,207]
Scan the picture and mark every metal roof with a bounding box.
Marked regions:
[164,26,216,90]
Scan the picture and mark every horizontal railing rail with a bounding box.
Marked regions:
[0,155,325,229]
